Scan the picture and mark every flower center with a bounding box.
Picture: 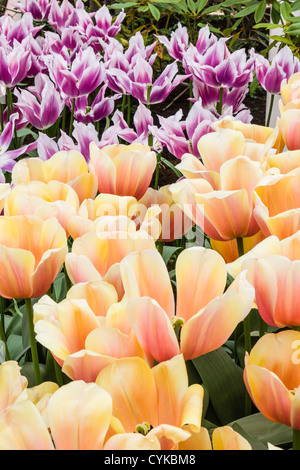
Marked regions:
[135,422,152,436]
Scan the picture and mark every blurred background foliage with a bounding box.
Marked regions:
[99,0,300,58]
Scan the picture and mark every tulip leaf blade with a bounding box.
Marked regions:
[192,347,246,425]
[229,412,293,448]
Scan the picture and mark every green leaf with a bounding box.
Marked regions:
[291,0,300,12]
[149,3,161,20]
[137,5,149,11]
[271,5,281,23]
[229,412,293,447]
[201,3,224,15]
[254,0,267,23]
[193,347,247,425]
[16,127,38,140]
[280,0,291,20]
[253,22,281,29]
[187,0,196,13]
[220,0,255,6]
[195,0,208,13]
[285,23,300,34]
[270,35,293,45]
[160,156,182,178]
[234,4,258,17]
[110,2,138,8]
[162,245,183,265]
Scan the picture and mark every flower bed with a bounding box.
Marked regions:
[1,0,300,451]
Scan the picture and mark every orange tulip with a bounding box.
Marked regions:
[244,330,300,432]
[89,142,156,200]
[11,150,98,204]
[96,354,204,450]
[0,215,67,299]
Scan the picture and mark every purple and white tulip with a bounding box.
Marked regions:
[14,73,64,130]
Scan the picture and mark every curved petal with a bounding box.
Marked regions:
[120,249,174,318]
[175,247,227,322]
[48,381,112,450]
[95,357,159,432]
[212,426,252,450]
[0,400,54,450]
[126,297,179,363]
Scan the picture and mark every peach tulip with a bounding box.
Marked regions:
[65,227,156,284]
[0,361,28,412]
[241,254,300,328]
[196,128,276,173]
[0,380,114,450]
[4,180,80,235]
[118,247,254,362]
[253,169,300,239]
[244,330,300,431]
[226,230,300,280]
[11,150,98,204]
[170,155,262,242]
[33,283,147,382]
[67,194,138,239]
[89,142,156,200]
[0,215,67,299]
[137,185,194,242]
[213,116,285,153]
[279,108,300,151]
[280,72,300,106]
[212,426,252,450]
[0,184,10,213]
[96,354,204,450]
[265,149,300,174]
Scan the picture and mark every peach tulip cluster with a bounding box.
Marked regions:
[2,70,300,451]
[0,359,252,450]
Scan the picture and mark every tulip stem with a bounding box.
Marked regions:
[236,237,244,258]
[266,93,275,127]
[293,429,300,450]
[154,154,161,190]
[127,94,131,125]
[69,98,75,136]
[0,297,10,361]
[216,87,223,115]
[25,298,41,385]
[0,103,3,132]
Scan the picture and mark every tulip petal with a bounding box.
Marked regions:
[175,247,227,321]
[48,381,113,450]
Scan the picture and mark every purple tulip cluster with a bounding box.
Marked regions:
[0,0,299,177]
